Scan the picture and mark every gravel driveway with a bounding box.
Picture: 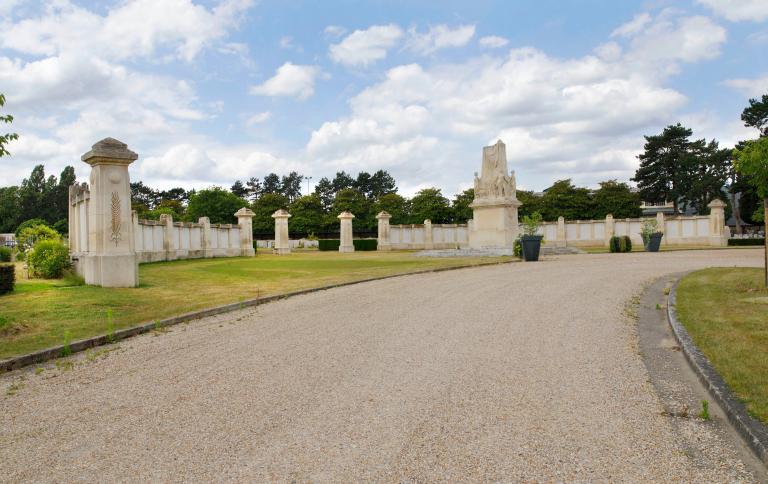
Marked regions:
[1,249,763,481]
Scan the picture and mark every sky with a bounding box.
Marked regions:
[1,0,767,196]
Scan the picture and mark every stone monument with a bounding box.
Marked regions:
[78,138,139,287]
[468,139,521,253]
[271,208,291,255]
[338,211,355,253]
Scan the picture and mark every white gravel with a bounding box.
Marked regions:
[0,249,763,481]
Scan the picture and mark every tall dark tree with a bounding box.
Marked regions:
[280,171,304,202]
[186,187,247,225]
[0,93,18,158]
[538,179,595,221]
[230,180,248,199]
[741,94,768,137]
[373,193,411,224]
[331,188,371,229]
[452,188,474,223]
[517,190,543,219]
[354,172,373,198]
[131,181,160,210]
[369,169,397,198]
[331,171,355,193]
[682,140,730,214]
[53,166,76,224]
[18,165,47,222]
[245,177,262,201]
[633,124,696,213]
[262,173,281,194]
[313,177,335,210]
[288,194,324,235]
[159,187,189,204]
[252,193,290,234]
[0,186,20,232]
[592,180,641,219]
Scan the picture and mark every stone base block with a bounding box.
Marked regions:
[273,247,290,255]
[241,248,256,257]
[468,201,520,251]
[339,245,355,253]
[79,253,139,288]
[377,243,391,251]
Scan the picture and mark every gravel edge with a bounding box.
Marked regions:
[667,277,768,465]
[0,258,515,373]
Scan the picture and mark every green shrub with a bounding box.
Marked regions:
[728,238,765,246]
[0,246,11,262]
[610,235,633,253]
[353,239,377,251]
[513,238,522,257]
[61,269,85,286]
[0,264,14,295]
[17,224,60,248]
[14,218,49,238]
[53,219,69,235]
[318,239,341,251]
[27,240,70,279]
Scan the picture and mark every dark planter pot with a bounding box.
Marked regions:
[521,235,544,261]
[646,232,663,252]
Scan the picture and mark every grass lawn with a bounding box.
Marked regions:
[676,267,768,424]
[0,251,510,359]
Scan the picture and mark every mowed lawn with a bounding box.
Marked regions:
[0,251,510,359]
[676,267,768,424]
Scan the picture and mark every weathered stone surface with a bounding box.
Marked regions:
[376,211,392,251]
[338,211,355,253]
[272,209,291,255]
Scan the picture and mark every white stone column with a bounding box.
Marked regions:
[338,211,355,253]
[160,213,176,261]
[604,214,614,248]
[376,211,392,251]
[656,211,666,246]
[272,209,291,255]
[199,217,212,258]
[235,207,255,257]
[708,199,727,247]
[556,216,566,248]
[424,219,434,249]
[78,138,138,288]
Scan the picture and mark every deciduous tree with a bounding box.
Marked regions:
[734,136,768,286]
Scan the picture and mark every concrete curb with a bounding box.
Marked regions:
[667,278,768,465]
[0,259,515,373]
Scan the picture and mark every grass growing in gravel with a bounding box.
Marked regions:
[676,267,768,424]
[0,251,510,359]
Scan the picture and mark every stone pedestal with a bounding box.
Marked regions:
[272,209,291,255]
[199,217,213,258]
[376,211,392,251]
[555,216,566,248]
[708,199,728,247]
[236,207,256,257]
[424,219,434,249]
[338,211,355,253]
[468,140,521,254]
[604,214,614,247]
[78,138,138,288]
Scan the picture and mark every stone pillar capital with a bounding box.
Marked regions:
[271,208,292,219]
[376,211,392,220]
[81,138,138,166]
[235,207,255,219]
[338,210,355,220]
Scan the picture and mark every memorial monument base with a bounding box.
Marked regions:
[468,198,521,252]
[80,253,139,288]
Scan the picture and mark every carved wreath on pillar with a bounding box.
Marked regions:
[110,191,122,245]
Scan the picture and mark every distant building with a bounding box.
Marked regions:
[0,233,16,247]
[640,200,676,216]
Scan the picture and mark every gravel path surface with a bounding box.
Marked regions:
[1,249,763,481]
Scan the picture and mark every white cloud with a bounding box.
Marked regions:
[407,24,476,55]
[250,62,320,100]
[324,25,347,38]
[246,111,271,125]
[696,0,768,22]
[611,13,652,37]
[329,24,403,67]
[723,74,768,97]
[479,35,509,48]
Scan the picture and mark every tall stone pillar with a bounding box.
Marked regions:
[708,199,727,247]
[160,213,176,261]
[235,207,255,257]
[78,138,138,288]
[199,217,212,258]
[272,209,291,255]
[338,211,355,253]
[556,216,566,248]
[424,219,434,249]
[376,211,392,251]
[604,214,614,248]
[656,211,666,246]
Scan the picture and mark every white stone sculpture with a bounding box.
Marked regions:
[468,139,521,253]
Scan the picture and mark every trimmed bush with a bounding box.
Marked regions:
[318,239,341,251]
[610,235,633,253]
[0,246,11,262]
[513,238,522,257]
[27,240,70,279]
[353,239,377,251]
[14,218,49,238]
[728,238,765,246]
[0,264,14,295]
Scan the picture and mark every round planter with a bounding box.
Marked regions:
[521,235,544,261]
[646,232,663,252]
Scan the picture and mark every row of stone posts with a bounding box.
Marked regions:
[271,209,361,254]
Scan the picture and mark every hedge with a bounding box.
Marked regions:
[0,264,14,295]
[609,235,632,253]
[318,239,341,251]
[318,239,378,251]
[728,238,765,246]
[0,246,11,262]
